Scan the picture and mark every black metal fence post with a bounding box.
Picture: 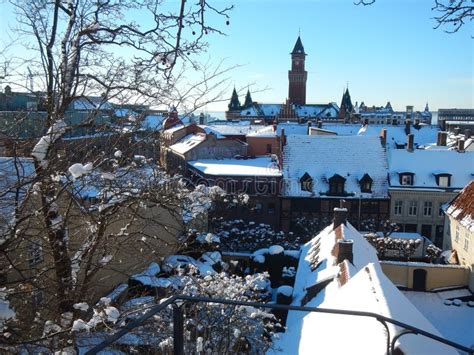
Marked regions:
[173,303,184,355]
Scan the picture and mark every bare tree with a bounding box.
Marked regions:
[354,0,473,33]
[0,0,235,349]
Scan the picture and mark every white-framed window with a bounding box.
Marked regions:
[455,225,460,242]
[394,200,403,215]
[408,201,418,216]
[438,176,450,187]
[423,201,433,217]
[28,240,43,267]
[401,174,413,186]
[438,202,444,217]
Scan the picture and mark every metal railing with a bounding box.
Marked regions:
[86,295,473,355]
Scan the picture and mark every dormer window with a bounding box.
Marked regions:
[434,173,451,187]
[328,174,346,195]
[359,174,373,193]
[300,172,313,192]
[399,172,414,186]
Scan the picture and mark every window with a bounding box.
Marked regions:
[438,202,444,217]
[438,176,450,187]
[328,174,346,195]
[423,201,433,216]
[400,174,414,186]
[254,203,263,214]
[435,174,451,188]
[394,200,403,215]
[28,240,43,267]
[300,173,313,192]
[464,234,469,251]
[359,174,373,193]
[408,201,418,216]
[455,225,460,242]
[266,144,272,154]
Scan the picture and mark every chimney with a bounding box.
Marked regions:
[333,207,348,229]
[307,121,312,135]
[336,240,354,264]
[199,112,205,125]
[405,119,411,135]
[464,129,472,139]
[458,138,465,152]
[364,118,369,126]
[454,127,461,136]
[273,122,277,132]
[380,128,387,147]
[414,118,420,128]
[437,131,447,146]
[317,119,322,129]
[281,128,286,146]
[407,134,414,152]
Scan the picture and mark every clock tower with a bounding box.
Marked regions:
[288,36,307,105]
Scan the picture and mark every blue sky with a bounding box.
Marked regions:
[0,0,472,112]
[201,0,473,112]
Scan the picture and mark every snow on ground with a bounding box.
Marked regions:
[402,289,474,349]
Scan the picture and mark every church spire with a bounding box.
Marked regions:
[291,36,306,55]
[243,88,253,109]
[228,87,241,111]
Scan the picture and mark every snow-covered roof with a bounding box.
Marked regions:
[70,97,114,111]
[282,135,389,198]
[140,114,165,131]
[320,124,439,148]
[388,149,474,189]
[446,180,474,232]
[188,157,281,177]
[246,125,277,137]
[114,108,137,118]
[0,157,35,237]
[276,123,308,136]
[169,134,206,155]
[199,124,259,136]
[272,222,457,355]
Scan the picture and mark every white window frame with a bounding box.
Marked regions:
[423,201,433,217]
[394,200,403,215]
[438,176,450,187]
[401,174,413,186]
[408,201,418,216]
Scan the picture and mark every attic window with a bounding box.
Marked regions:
[328,174,346,195]
[359,174,373,193]
[399,173,414,186]
[434,173,451,187]
[300,172,313,192]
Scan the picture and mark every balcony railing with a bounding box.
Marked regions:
[85,295,473,355]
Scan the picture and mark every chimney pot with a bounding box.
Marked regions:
[333,207,348,229]
[407,134,414,152]
[437,131,448,146]
[380,128,387,147]
[405,119,411,135]
[281,128,286,146]
[454,127,461,136]
[336,239,354,264]
[458,138,465,152]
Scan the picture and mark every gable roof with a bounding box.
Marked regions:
[388,149,474,189]
[271,221,457,355]
[282,135,389,198]
[446,180,474,232]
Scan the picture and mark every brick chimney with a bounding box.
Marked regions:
[380,128,387,147]
[333,207,348,229]
[458,138,465,153]
[317,119,322,129]
[281,128,286,146]
[336,240,354,264]
[407,134,414,152]
[405,119,411,135]
[454,127,461,136]
[437,131,447,146]
[465,129,472,139]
